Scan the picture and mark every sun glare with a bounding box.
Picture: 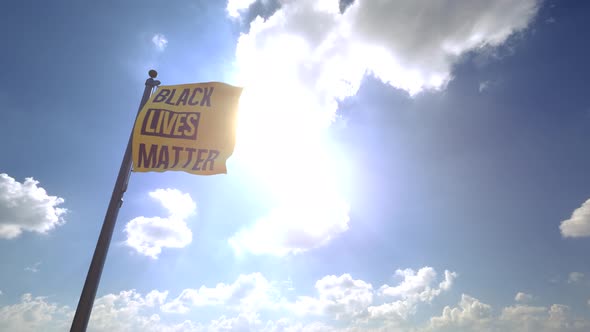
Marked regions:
[231,74,351,254]
[225,22,356,254]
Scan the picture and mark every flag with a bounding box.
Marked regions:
[132,82,243,175]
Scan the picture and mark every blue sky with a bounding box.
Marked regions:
[1,0,590,331]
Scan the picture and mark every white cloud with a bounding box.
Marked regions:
[479,80,493,92]
[87,289,207,332]
[230,0,539,256]
[429,294,494,331]
[379,268,457,301]
[226,0,258,18]
[426,294,590,332]
[4,267,590,332]
[262,320,334,332]
[208,312,262,331]
[500,303,550,328]
[151,33,168,51]
[24,261,41,273]
[145,290,169,307]
[379,268,437,298]
[567,272,584,284]
[0,294,70,332]
[161,273,277,314]
[429,297,590,332]
[164,267,454,326]
[0,173,67,239]
[500,303,586,332]
[291,273,373,319]
[229,195,350,256]
[124,189,196,259]
[87,290,178,332]
[515,292,534,303]
[90,297,277,332]
[0,289,316,332]
[234,0,539,99]
[369,268,457,320]
[560,199,590,237]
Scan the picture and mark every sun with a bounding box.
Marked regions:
[230,79,352,253]
[226,27,354,253]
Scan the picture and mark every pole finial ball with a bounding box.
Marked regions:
[148,69,158,78]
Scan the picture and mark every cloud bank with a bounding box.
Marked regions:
[4,265,590,331]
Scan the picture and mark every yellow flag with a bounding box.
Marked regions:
[132,82,243,175]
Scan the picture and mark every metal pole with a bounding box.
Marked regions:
[70,70,161,332]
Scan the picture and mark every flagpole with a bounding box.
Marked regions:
[70,70,161,332]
